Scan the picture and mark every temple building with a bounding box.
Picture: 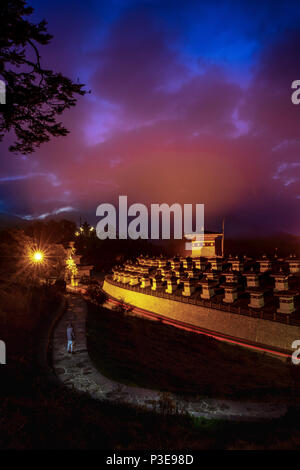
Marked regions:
[185,231,224,258]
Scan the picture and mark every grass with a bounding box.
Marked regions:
[86,301,296,402]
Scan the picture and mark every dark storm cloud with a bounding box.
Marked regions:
[0,0,299,234]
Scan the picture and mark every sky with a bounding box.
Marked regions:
[1,0,300,236]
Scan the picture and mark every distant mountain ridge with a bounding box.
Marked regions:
[0,213,28,229]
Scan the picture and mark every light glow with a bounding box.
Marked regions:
[32,251,44,263]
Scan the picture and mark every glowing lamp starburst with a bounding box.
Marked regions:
[32,251,44,263]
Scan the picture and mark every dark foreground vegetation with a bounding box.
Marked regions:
[87,302,296,402]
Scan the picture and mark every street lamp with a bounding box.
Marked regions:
[32,250,44,263]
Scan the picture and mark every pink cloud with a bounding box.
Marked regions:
[1,10,299,234]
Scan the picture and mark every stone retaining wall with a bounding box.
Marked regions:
[103,279,300,352]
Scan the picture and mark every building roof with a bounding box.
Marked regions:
[185,232,223,241]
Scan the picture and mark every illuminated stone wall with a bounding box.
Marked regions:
[103,279,300,353]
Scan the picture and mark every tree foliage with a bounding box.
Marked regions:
[0,0,86,153]
[0,228,67,284]
[86,284,108,305]
[24,218,77,244]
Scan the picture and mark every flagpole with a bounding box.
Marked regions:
[222,217,225,257]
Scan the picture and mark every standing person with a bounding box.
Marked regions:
[66,322,75,354]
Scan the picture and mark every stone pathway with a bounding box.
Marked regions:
[52,294,288,421]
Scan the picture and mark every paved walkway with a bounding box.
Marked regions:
[52,294,288,421]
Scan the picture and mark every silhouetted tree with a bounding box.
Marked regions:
[0,0,86,153]
[0,228,67,285]
[24,218,77,244]
[86,285,107,305]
